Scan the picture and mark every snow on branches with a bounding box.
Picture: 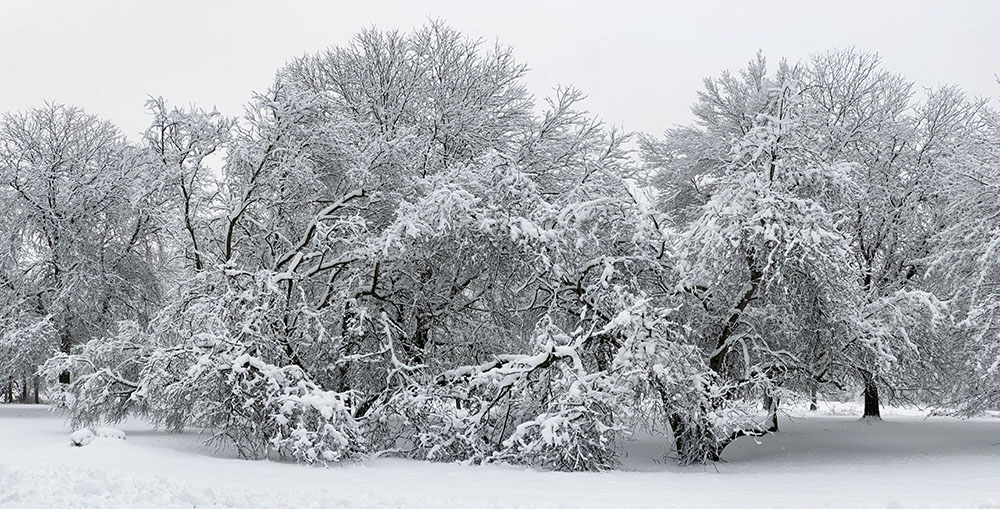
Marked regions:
[12,27,997,473]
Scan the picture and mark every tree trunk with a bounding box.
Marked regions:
[667,410,723,464]
[860,370,881,419]
[809,383,818,411]
[669,413,719,464]
[708,255,763,375]
[763,394,779,432]
[20,378,29,403]
[33,376,40,404]
[59,331,72,384]
[668,413,688,461]
[4,376,11,403]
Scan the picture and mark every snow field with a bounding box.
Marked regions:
[3,403,1000,508]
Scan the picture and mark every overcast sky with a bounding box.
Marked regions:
[2,0,998,139]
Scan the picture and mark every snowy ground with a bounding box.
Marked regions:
[2,403,1000,508]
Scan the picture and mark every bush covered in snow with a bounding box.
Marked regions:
[43,269,364,464]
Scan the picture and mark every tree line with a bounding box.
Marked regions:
[1,22,997,470]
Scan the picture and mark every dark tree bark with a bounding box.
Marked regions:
[763,394,779,432]
[809,384,818,411]
[668,412,721,464]
[59,331,72,384]
[708,254,763,374]
[860,369,881,419]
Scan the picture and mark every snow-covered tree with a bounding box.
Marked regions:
[928,99,1000,414]
[0,104,164,388]
[643,50,978,423]
[644,56,867,433]
[30,27,998,472]
[143,97,232,273]
[801,51,972,417]
[43,22,771,469]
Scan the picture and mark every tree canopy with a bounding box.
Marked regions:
[0,24,997,470]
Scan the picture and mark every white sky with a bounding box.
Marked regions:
[2,0,998,139]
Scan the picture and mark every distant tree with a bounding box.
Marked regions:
[803,52,980,418]
[929,100,1000,414]
[0,104,163,387]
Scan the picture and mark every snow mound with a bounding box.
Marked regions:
[94,427,126,440]
[69,428,94,447]
[69,427,126,446]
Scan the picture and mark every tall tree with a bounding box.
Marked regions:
[644,55,865,433]
[0,104,162,384]
[803,51,978,417]
[930,98,1000,413]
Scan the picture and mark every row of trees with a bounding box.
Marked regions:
[1,23,997,469]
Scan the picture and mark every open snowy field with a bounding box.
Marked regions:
[2,403,1000,508]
